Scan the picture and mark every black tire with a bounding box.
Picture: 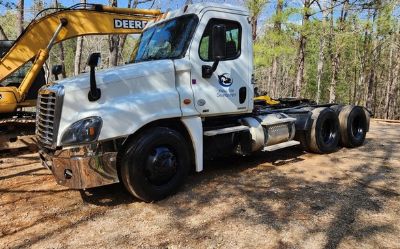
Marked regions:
[306,107,340,153]
[330,104,343,115]
[120,127,190,202]
[338,105,368,148]
[295,130,309,151]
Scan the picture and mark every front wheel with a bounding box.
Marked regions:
[120,127,190,202]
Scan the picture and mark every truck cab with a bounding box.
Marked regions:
[37,3,369,202]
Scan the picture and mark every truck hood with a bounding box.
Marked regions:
[55,60,174,91]
[53,59,182,146]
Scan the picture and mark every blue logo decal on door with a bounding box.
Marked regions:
[218,73,233,87]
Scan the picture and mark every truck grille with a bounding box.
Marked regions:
[36,84,64,148]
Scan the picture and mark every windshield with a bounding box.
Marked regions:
[132,14,198,63]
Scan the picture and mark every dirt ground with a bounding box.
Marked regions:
[0,120,399,249]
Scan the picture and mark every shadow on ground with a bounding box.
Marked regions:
[1,121,399,248]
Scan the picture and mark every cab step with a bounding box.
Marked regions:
[262,140,300,152]
[204,125,249,136]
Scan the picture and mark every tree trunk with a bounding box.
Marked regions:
[17,0,24,35]
[365,6,380,111]
[53,0,66,78]
[267,67,272,94]
[316,44,324,103]
[109,0,120,67]
[328,0,348,103]
[366,67,375,111]
[109,35,120,67]
[58,42,67,78]
[294,38,305,97]
[329,54,340,103]
[271,0,283,97]
[384,38,394,119]
[251,17,258,41]
[316,0,328,103]
[74,0,86,75]
[246,0,268,41]
[0,25,8,40]
[294,0,311,98]
[356,10,372,106]
[271,59,278,97]
[119,0,135,54]
[327,0,336,103]
[74,37,83,75]
[392,69,400,119]
[385,29,399,119]
[351,30,359,104]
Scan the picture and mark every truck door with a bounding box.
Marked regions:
[189,12,252,116]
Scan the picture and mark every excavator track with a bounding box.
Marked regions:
[0,112,37,152]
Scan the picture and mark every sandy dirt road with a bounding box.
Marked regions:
[0,120,399,249]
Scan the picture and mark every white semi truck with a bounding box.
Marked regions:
[37,3,370,202]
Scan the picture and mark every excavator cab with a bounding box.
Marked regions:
[0,40,21,88]
[0,41,46,105]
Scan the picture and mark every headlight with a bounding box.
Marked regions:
[61,117,102,146]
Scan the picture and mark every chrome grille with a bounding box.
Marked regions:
[36,85,64,148]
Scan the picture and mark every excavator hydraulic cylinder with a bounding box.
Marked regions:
[17,49,49,101]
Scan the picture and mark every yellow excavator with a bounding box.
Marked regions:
[0,3,161,150]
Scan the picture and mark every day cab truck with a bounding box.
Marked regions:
[37,3,370,202]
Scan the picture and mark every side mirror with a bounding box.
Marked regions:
[202,24,227,78]
[211,24,227,60]
[87,53,101,101]
[51,64,63,80]
[87,52,101,68]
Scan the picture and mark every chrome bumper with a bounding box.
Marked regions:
[39,146,119,189]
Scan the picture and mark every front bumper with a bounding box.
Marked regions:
[39,145,119,189]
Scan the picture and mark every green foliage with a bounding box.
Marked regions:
[245,0,269,17]
[254,0,400,119]
[254,5,296,68]
[49,39,76,77]
[0,11,18,39]
[122,35,139,63]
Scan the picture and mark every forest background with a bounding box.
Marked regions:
[1,0,399,119]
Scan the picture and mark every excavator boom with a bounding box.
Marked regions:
[0,4,161,82]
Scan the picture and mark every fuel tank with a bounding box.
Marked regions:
[241,113,296,152]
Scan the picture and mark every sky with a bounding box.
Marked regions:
[5,0,244,13]
[1,0,303,25]
[0,0,246,20]
[2,0,399,26]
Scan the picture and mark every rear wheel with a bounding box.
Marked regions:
[305,107,340,153]
[329,104,343,115]
[120,127,190,202]
[338,105,368,148]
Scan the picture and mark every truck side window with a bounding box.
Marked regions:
[199,19,241,61]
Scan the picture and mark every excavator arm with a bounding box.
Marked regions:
[0,4,160,82]
[0,4,161,114]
